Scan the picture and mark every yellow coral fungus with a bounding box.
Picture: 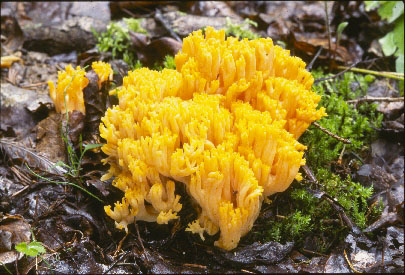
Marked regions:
[100,27,326,250]
[92,61,113,89]
[175,27,326,138]
[48,65,89,114]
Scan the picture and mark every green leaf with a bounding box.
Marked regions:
[396,54,404,73]
[378,1,397,21]
[393,17,404,56]
[388,1,404,23]
[364,1,380,12]
[379,31,397,56]
[336,22,348,45]
[83,143,103,154]
[15,241,46,257]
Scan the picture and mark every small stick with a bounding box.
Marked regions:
[20,81,48,88]
[135,223,145,252]
[301,248,328,257]
[336,65,404,81]
[344,249,361,273]
[102,250,131,275]
[113,232,128,257]
[337,144,346,165]
[347,96,404,104]
[11,185,29,197]
[302,165,318,184]
[183,263,207,269]
[324,1,332,71]
[313,122,352,144]
[306,47,323,72]
[154,9,182,42]
[314,60,360,84]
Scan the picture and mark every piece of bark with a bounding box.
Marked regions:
[21,16,107,55]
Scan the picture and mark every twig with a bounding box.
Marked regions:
[113,232,128,257]
[347,96,404,104]
[183,263,207,269]
[11,185,29,197]
[20,81,48,88]
[154,9,182,42]
[102,250,131,275]
[324,1,332,71]
[306,46,323,72]
[322,195,362,235]
[344,249,361,273]
[337,144,346,165]
[302,165,318,184]
[301,248,328,257]
[302,166,363,236]
[314,60,361,84]
[336,65,404,81]
[135,223,145,252]
[312,122,352,144]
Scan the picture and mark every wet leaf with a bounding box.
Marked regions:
[215,241,294,266]
[0,138,66,175]
[34,112,67,165]
[0,83,52,136]
[0,215,31,265]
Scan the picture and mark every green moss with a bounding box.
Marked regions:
[163,55,176,70]
[225,17,260,40]
[301,70,383,168]
[93,18,147,70]
[152,55,176,71]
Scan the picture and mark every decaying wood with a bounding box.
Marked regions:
[21,16,107,55]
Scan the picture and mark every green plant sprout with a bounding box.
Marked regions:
[225,17,260,40]
[15,230,53,274]
[152,55,176,71]
[163,55,176,70]
[15,241,46,257]
[92,18,148,69]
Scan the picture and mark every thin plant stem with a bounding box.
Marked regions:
[336,66,404,81]
[0,261,13,275]
[26,164,104,203]
[324,1,332,71]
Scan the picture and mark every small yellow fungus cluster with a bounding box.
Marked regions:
[100,27,326,250]
[92,61,113,89]
[48,65,88,114]
[48,61,112,114]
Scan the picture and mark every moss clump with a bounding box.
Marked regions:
[252,70,384,253]
[301,70,382,168]
[225,17,260,40]
[93,18,147,69]
[153,55,176,71]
